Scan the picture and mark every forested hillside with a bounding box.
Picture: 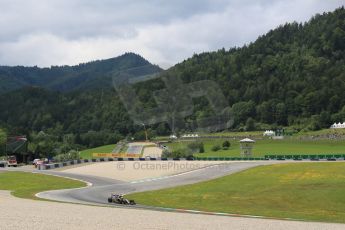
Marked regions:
[0,53,162,93]
[0,7,344,157]
[168,7,345,131]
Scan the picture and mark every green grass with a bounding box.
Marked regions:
[0,171,85,199]
[296,128,345,136]
[165,139,345,157]
[126,162,345,223]
[80,144,116,159]
[202,131,263,137]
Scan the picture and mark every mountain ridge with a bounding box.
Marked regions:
[0,52,162,93]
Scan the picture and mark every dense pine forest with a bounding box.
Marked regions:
[0,7,344,157]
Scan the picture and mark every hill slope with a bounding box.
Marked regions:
[0,53,162,93]
[163,6,345,130]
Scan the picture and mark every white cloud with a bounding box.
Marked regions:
[0,0,343,68]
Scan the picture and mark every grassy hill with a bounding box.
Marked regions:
[80,144,116,159]
[127,162,345,223]
[166,138,345,158]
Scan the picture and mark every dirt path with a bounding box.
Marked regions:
[142,146,162,158]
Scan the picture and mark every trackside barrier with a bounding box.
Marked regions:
[194,157,266,161]
[264,154,345,161]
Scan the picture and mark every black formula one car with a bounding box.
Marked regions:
[108,194,136,205]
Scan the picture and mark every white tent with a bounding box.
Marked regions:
[181,133,199,138]
[239,138,255,143]
[330,122,345,129]
[263,130,275,136]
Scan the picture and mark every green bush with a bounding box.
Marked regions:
[162,148,193,159]
[187,141,204,153]
[222,140,231,148]
[53,150,80,162]
[211,145,221,152]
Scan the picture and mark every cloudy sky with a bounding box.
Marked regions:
[0,0,343,68]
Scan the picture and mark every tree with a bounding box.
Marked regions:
[222,140,231,149]
[0,128,6,154]
[199,143,205,153]
[29,131,58,158]
[256,102,272,124]
[232,101,256,125]
[307,115,321,131]
[156,123,170,135]
[275,102,287,125]
[245,117,255,131]
[319,111,331,128]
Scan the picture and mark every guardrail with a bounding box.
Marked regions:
[264,154,345,161]
[194,157,266,161]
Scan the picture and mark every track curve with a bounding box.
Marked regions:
[33,161,278,205]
